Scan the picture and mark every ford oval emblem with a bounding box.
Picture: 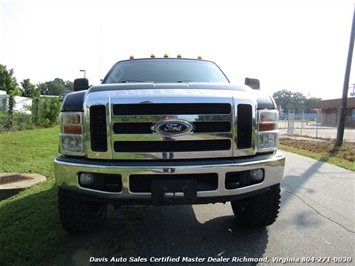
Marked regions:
[152,120,193,137]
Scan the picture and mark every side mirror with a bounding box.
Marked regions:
[73,78,89,91]
[245,78,260,90]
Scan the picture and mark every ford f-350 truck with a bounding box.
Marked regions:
[54,55,285,234]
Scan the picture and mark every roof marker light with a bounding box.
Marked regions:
[177,54,182,58]
[198,55,202,59]
[164,54,169,58]
[130,55,134,59]
[151,54,155,58]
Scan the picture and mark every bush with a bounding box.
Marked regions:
[0,111,7,131]
[14,112,35,130]
[0,96,62,132]
[37,97,62,128]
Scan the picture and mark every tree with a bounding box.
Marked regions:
[272,89,321,114]
[38,78,73,95]
[292,92,308,113]
[31,86,41,126]
[19,79,42,125]
[305,97,322,113]
[37,96,62,127]
[0,64,20,129]
[273,90,293,114]
[20,79,36,97]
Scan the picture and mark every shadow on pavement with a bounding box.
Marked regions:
[52,204,269,266]
[131,205,268,265]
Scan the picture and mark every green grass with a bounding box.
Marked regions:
[280,138,355,171]
[0,127,67,265]
[0,127,59,175]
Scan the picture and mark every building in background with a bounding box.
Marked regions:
[0,90,32,114]
[314,97,355,128]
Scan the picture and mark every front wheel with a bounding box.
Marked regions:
[231,184,281,228]
[58,188,107,234]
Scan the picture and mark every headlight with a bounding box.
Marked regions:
[59,112,85,156]
[257,110,279,152]
[60,112,83,134]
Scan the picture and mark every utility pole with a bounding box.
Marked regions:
[336,6,355,147]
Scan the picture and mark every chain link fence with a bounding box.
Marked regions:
[279,110,355,141]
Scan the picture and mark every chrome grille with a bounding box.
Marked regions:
[87,99,255,160]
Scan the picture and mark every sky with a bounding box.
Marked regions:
[1,0,355,100]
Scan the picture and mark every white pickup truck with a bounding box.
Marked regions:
[54,56,285,234]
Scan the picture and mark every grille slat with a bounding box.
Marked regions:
[113,103,231,115]
[194,121,231,133]
[113,122,152,134]
[114,140,231,152]
[237,104,252,149]
[113,121,231,134]
[90,106,108,152]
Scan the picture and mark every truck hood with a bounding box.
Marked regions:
[61,82,276,111]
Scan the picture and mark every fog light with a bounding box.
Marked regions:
[79,173,94,185]
[250,169,264,182]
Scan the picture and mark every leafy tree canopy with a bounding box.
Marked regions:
[20,79,36,97]
[1,65,74,96]
[0,64,19,95]
[272,89,321,113]
[38,78,73,96]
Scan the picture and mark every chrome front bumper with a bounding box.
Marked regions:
[54,151,285,205]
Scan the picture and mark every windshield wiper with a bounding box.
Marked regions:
[176,80,191,83]
[121,80,144,83]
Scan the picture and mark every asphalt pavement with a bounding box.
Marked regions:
[124,151,354,265]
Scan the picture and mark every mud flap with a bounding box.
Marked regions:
[151,180,197,204]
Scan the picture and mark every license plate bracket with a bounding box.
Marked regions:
[151,179,197,204]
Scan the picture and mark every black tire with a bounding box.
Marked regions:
[58,188,107,234]
[231,184,281,228]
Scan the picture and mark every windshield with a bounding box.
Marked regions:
[102,59,229,84]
